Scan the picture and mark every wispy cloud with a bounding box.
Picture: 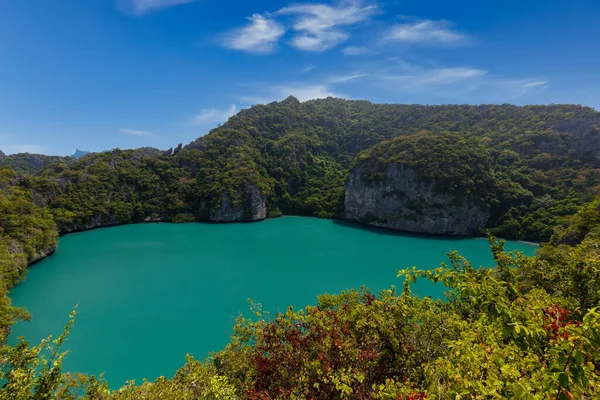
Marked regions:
[277,0,378,52]
[278,84,344,101]
[240,84,345,104]
[300,65,317,74]
[120,129,155,137]
[387,19,467,45]
[121,0,197,15]
[377,63,547,100]
[491,78,548,99]
[342,46,370,55]
[221,14,285,54]
[383,67,487,87]
[328,73,369,83]
[191,104,238,124]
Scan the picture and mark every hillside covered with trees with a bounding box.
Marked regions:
[1,98,600,398]
[4,98,598,241]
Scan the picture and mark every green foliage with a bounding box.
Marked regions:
[3,100,600,241]
[0,309,77,399]
[356,131,494,197]
[34,149,196,232]
[0,167,57,337]
[182,99,600,240]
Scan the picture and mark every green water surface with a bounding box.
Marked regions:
[9,217,537,387]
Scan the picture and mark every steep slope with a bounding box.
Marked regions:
[179,98,600,240]
[345,132,494,235]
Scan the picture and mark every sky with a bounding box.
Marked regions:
[0,0,599,156]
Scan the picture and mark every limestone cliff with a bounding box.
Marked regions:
[28,244,57,265]
[344,132,493,236]
[209,185,267,222]
[345,163,490,235]
[58,214,120,234]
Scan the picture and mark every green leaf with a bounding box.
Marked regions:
[557,372,569,388]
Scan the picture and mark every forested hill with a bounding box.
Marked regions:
[3,98,599,245]
[180,98,600,240]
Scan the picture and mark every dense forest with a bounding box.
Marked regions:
[5,98,600,240]
[1,98,600,398]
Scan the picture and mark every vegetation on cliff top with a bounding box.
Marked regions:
[355,131,494,197]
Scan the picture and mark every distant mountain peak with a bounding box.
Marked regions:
[0,149,5,160]
[72,149,91,159]
[281,95,300,105]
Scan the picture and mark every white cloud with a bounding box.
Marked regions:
[519,80,547,89]
[383,67,487,87]
[119,129,155,137]
[191,104,238,124]
[122,0,197,15]
[240,84,344,104]
[491,78,548,99]
[277,0,378,52]
[388,20,467,44]
[378,63,548,100]
[328,73,369,83]
[342,46,369,55]
[300,66,316,73]
[278,84,344,101]
[290,31,348,52]
[221,14,285,54]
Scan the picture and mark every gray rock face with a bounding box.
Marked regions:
[545,111,600,160]
[0,149,5,160]
[209,185,267,222]
[29,245,57,265]
[344,163,489,235]
[59,214,120,234]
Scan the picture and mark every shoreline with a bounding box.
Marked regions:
[26,215,541,269]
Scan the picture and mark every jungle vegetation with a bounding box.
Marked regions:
[1,98,600,398]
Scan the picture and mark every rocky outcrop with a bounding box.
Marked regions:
[344,163,490,235]
[209,185,267,222]
[58,214,120,234]
[28,245,57,265]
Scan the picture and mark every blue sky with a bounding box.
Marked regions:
[0,0,599,155]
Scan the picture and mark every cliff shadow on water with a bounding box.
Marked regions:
[333,219,486,242]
